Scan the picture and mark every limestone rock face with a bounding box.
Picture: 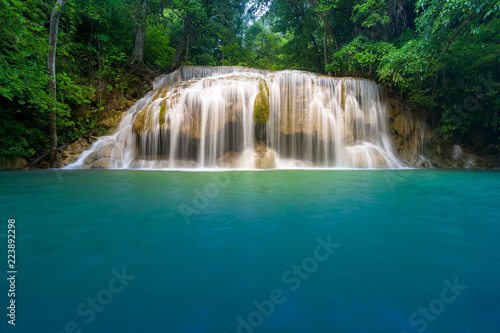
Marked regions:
[216,151,242,168]
[215,142,276,169]
[385,97,480,168]
[90,157,121,169]
[81,144,122,168]
[346,147,388,169]
[391,113,406,136]
[99,145,122,159]
[132,75,261,140]
[254,141,276,169]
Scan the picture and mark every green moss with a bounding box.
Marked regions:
[133,110,146,134]
[253,80,270,124]
[159,102,167,127]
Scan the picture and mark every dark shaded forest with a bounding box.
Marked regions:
[1,0,498,164]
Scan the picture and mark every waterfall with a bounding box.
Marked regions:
[67,66,408,169]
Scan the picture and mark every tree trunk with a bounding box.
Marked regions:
[130,24,146,67]
[47,0,67,168]
[130,0,148,67]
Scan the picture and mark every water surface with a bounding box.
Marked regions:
[0,169,499,333]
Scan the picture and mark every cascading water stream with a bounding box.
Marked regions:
[67,66,409,169]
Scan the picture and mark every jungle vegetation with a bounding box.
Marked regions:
[0,0,498,162]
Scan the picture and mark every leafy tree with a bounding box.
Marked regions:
[0,0,50,159]
[144,17,176,69]
[242,21,285,69]
[327,36,395,77]
[378,0,499,139]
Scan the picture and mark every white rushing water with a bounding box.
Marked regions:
[67,66,408,169]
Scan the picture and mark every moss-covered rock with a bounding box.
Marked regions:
[253,80,270,124]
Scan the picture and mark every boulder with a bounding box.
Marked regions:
[254,141,276,169]
[83,145,122,166]
[83,151,98,165]
[216,151,241,168]
[90,157,121,169]
[99,145,122,159]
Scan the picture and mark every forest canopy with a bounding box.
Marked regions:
[0,0,498,161]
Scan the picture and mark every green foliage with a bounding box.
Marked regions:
[377,38,438,105]
[377,0,500,138]
[0,116,36,159]
[0,0,51,159]
[312,0,340,13]
[97,48,132,95]
[266,0,327,72]
[144,22,176,69]
[327,36,395,78]
[242,22,285,70]
[0,0,102,160]
[353,0,391,28]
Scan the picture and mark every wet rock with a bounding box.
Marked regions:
[90,157,121,169]
[83,145,122,166]
[254,141,276,169]
[216,151,241,168]
[60,136,99,168]
[100,145,122,159]
[391,113,406,136]
[452,145,462,160]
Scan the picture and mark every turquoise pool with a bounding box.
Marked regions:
[1,169,499,333]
